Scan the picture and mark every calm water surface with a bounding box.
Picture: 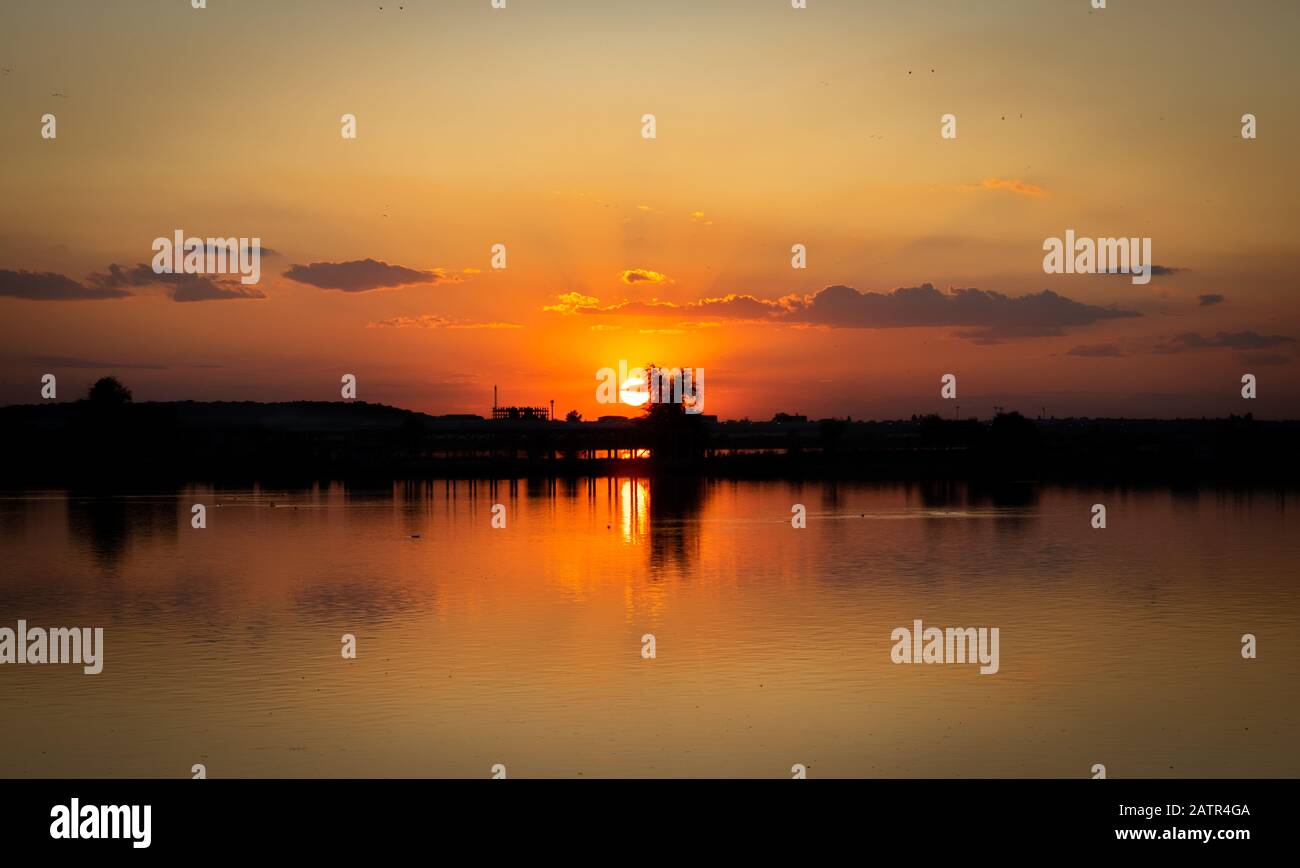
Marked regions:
[1,479,1297,778]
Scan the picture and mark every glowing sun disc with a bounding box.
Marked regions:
[620,377,649,406]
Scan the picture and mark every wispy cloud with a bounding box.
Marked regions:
[1153,330,1296,354]
[367,315,521,330]
[283,259,457,292]
[204,242,276,258]
[619,268,672,285]
[88,263,265,302]
[966,177,1046,197]
[0,268,130,301]
[543,292,602,314]
[544,283,1138,342]
[1097,264,1182,278]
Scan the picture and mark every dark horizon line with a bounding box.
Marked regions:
[1,396,1291,426]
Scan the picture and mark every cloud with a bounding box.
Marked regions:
[543,292,602,314]
[87,263,265,302]
[0,269,130,301]
[1153,330,1296,354]
[546,293,778,318]
[1067,343,1125,358]
[638,328,685,335]
[1198,293,1225,306]
[543,282,1139,341]
[367,315,521,329]
[689,294,795,319]
[85,263,139,289]
[619,268,672,285]
[1099,263,1182,277]
[283,259,454,292]
[592,298,684,315]
[969,177,1046,197]
[170,278,266,302]
[203,242,276,257]
[2,259,269,303]
[544,292,684,316]
[787,284,1139,340]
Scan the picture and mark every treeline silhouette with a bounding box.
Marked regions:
[1,380,1296,485]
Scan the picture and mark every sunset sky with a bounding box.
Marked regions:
[2,0,1298,419]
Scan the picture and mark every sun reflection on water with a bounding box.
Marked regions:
[618,479,649,542]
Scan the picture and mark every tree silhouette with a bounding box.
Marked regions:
[85,376,133,405]
[636,363,708,460]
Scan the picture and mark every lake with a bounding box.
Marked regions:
[1,479,1297,778]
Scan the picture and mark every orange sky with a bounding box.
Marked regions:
[2,0,1298,418]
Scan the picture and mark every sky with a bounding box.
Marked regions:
[2,0,1298,420]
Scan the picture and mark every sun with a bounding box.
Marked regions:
[619,376,649,406]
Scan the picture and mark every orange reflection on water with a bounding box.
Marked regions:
[618,479,649,543]
[2,482,1300,778]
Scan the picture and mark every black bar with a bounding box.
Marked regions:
[3,779,1282,855]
